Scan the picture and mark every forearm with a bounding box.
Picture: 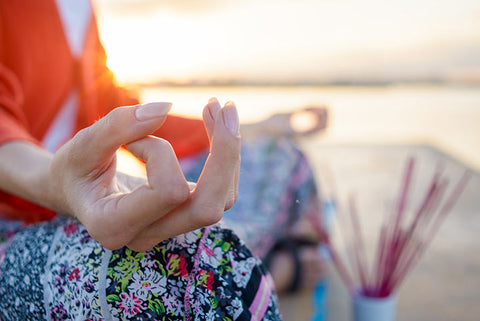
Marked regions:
[0,141,65,214]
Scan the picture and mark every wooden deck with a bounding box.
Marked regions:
[277,143,480,321]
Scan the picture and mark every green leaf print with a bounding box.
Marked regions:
[134,252,145,261]
[106,294,121,303]
[157,262,166,276]
[210,297,219,309]
[119,276,130,293]
[221,242,231,252]
[219,257,231,266]
[148,298,165,315]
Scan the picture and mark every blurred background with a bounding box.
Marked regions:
[93,0,480,171]
[93,1,480,320]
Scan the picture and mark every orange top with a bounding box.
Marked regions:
[0,0,209,223]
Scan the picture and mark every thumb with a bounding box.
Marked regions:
[69,102,171,173]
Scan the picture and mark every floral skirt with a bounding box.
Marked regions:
[0,137,320,320]
[0,218,280,320]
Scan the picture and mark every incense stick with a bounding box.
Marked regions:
[316,157,471,298]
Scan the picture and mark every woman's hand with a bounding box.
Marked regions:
[242,106,328,139]
[124,98,241,251]
[50,99,241,251]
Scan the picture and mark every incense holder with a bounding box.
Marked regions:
[352,293,397,321]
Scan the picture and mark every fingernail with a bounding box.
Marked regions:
[222,102,239,136]
[135,102,172,121]
[207,97,221,120]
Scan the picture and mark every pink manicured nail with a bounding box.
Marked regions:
[135,102,172,121]
[207,97,221,120]
[222,102,239,136]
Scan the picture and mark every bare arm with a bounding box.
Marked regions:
[0,141,60,212]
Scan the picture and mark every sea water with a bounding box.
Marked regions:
[141,84,480,171]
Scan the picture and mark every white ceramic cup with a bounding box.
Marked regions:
[352,293,397,321]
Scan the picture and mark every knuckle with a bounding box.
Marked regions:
[73,126,91,144]
[106,106,125,122]
[162,181,190,206]
[89,229,128,250]
[85,214,134,250]
[71,127,91,148]
[101,108,125,137]
[146,138,175,162]
[154,138,174,154]
[62,127,91,165]
[191,202,224,227]
[99,239,125,251]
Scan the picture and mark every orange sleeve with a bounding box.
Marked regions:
[0,64,55,222]
[0,64,39,147]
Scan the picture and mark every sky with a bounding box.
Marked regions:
[94,0,480,85]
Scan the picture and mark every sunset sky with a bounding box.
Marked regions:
[94,0,480,85]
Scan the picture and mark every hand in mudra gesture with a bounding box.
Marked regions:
[241,106,328,139]
[50,98,240,251]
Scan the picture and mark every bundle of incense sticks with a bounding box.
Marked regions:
[309,157,471,298]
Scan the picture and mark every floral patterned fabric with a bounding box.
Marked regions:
[0,220,59,320]
[106,226,279,321]
[43,219,106,321]
[0,220,25,265]
[0,217,280,321]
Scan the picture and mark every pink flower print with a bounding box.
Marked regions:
[50,302,68,321]
[205,271,214,290]
[82,279,95,293]
[204,246,214,257]
[197,269,215,290]
[203,247,224,268]
[118,292,143,316]
[63,222,78,237]
[68,267,80,281]
[167,253,189,278]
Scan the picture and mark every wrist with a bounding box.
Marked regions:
[31,148,67,214]
[0,141,68,214]
[46,148,78,217]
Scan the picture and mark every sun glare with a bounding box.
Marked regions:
[100,11,214,85]
[95,0,480,85]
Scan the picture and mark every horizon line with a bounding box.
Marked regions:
[131,78,480,88]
